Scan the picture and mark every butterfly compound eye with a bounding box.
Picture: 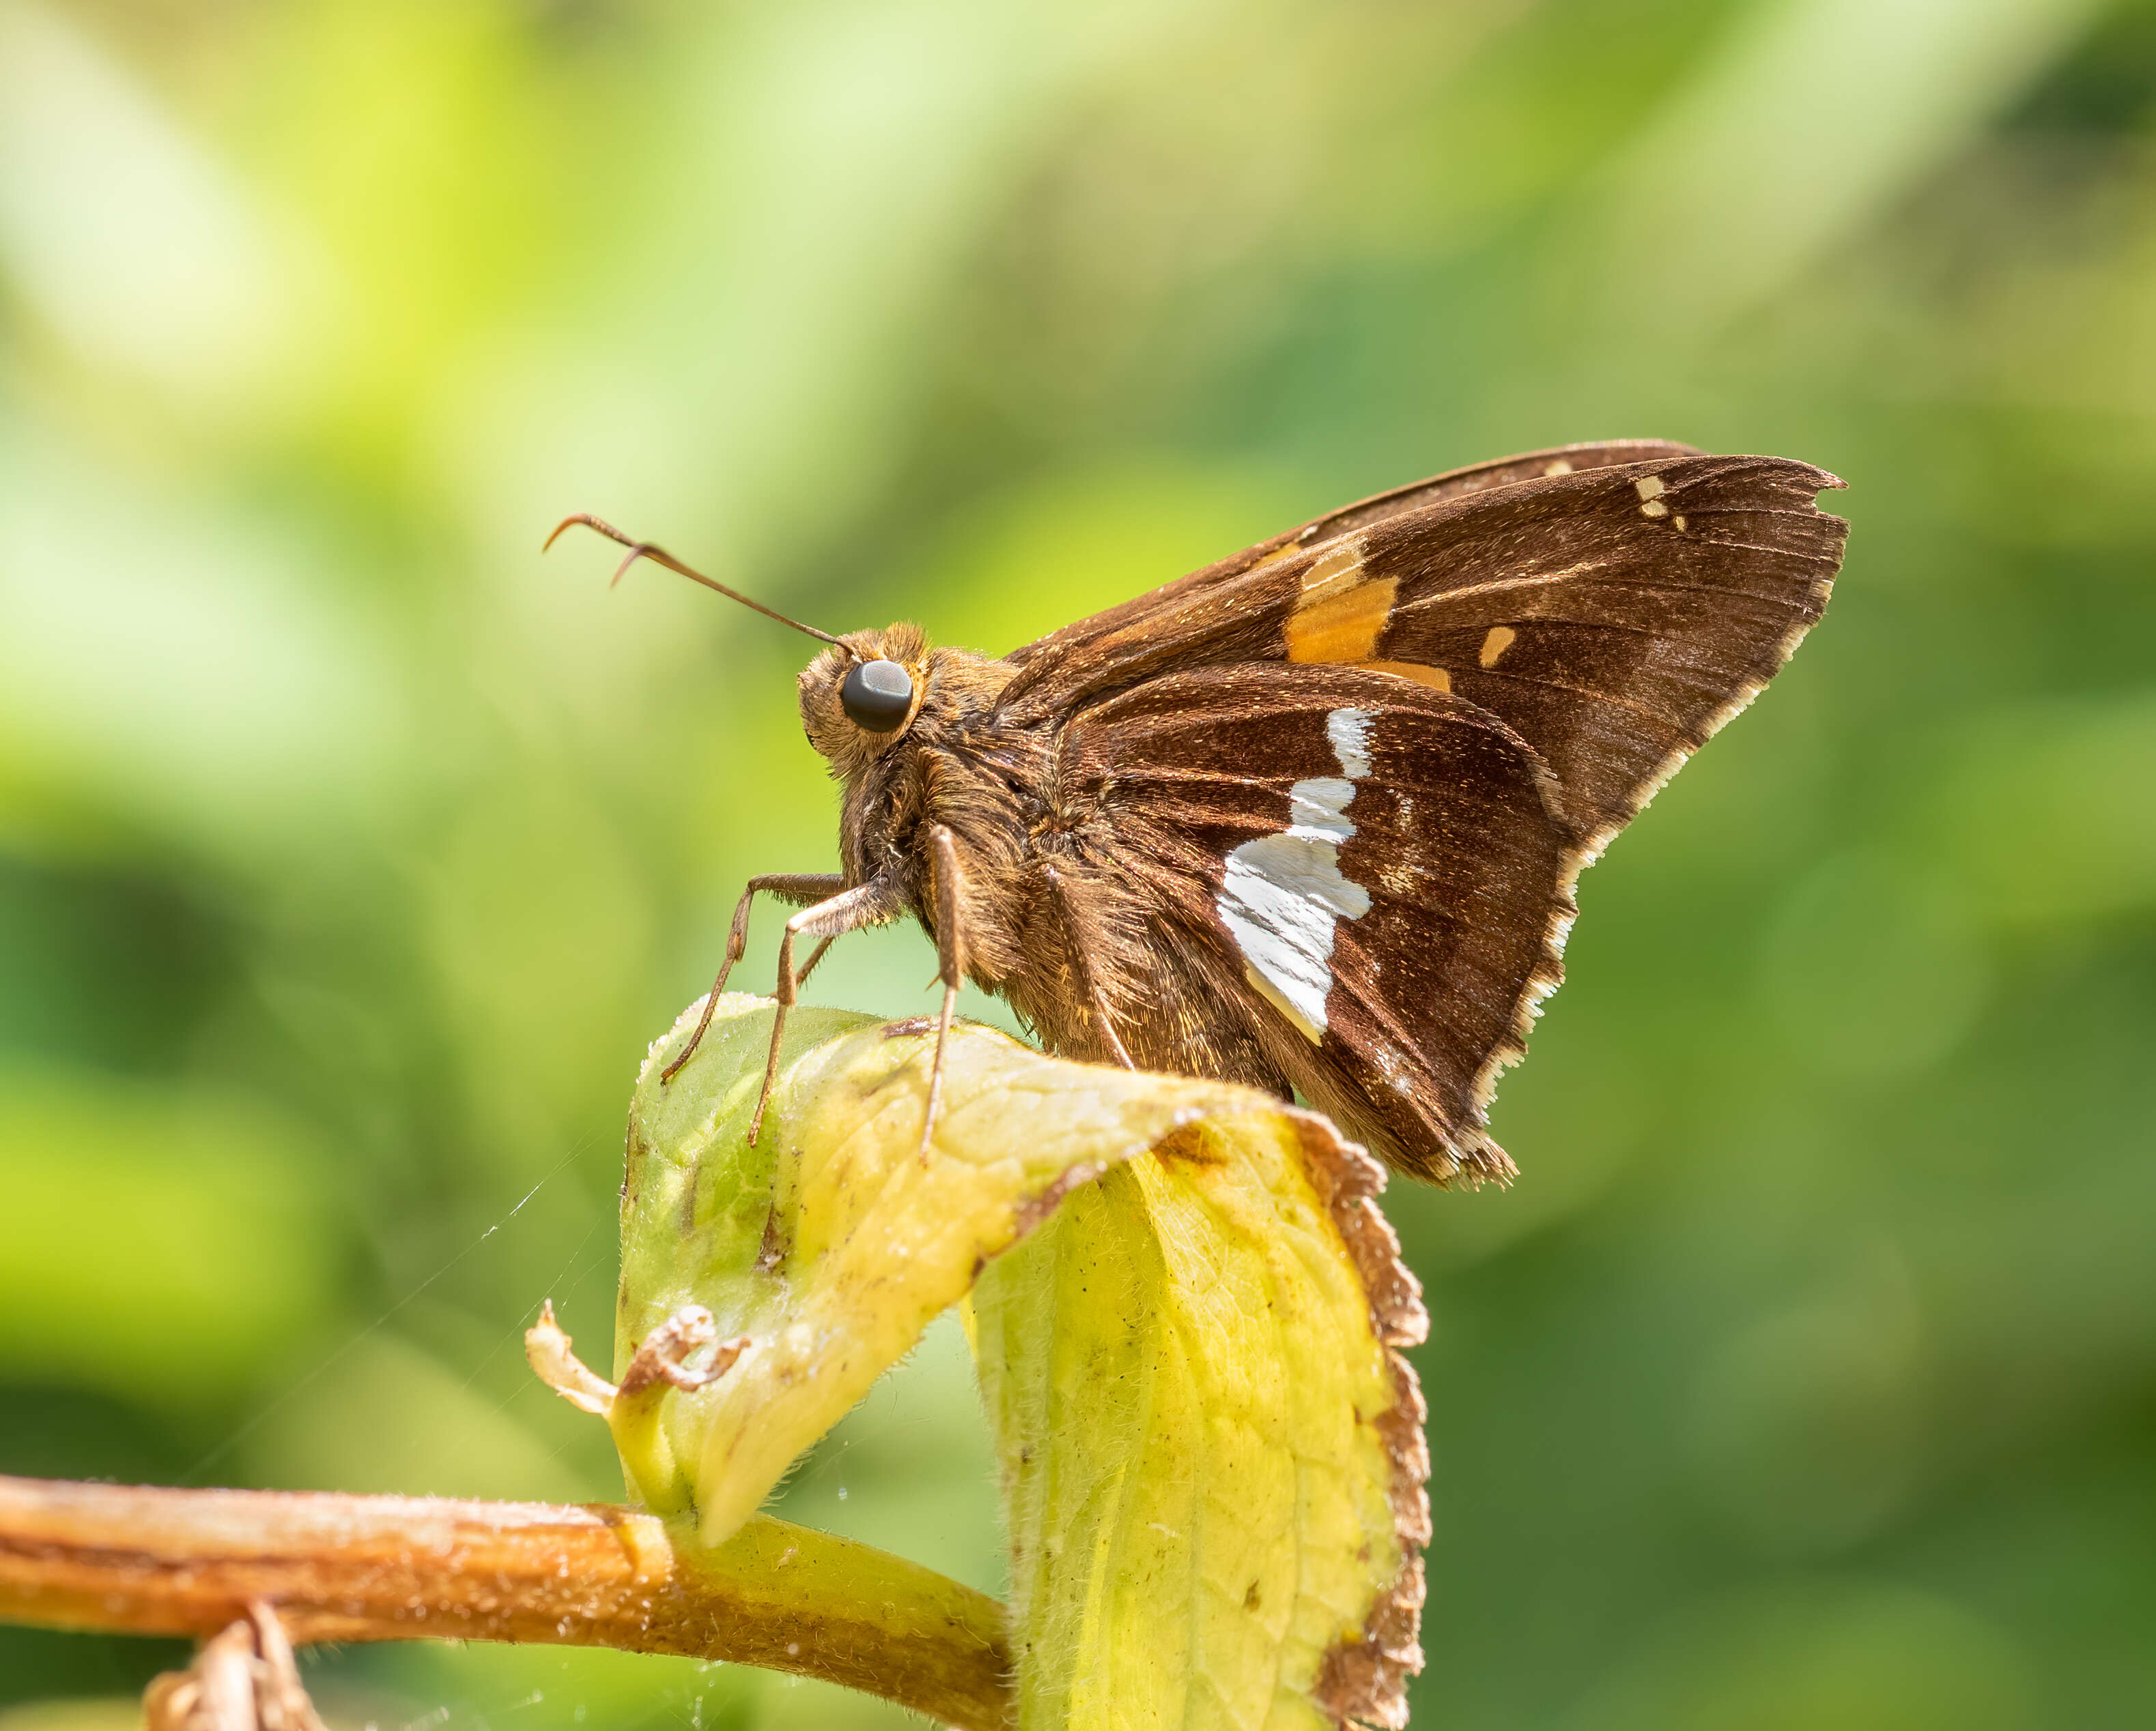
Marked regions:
[840,658,914,732]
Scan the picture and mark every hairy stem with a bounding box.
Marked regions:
[0,1476,1011,1730]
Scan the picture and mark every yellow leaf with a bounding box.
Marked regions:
[581,992,1427,1727]
[976,1113,1429,1730]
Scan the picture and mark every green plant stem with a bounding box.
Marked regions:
[0,1474,1011,1730]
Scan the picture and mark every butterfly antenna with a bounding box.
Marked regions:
[545,513,841,646]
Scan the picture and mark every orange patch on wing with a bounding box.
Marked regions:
[1288,577,1397,661]
[1286,540,1395,663]
[1358,660,1450,693]
[1479,625,1516,668]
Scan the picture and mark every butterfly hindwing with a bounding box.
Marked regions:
[1060,663,1569,1182]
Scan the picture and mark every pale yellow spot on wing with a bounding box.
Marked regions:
[1299,540,1363,595]
[1479,625,1516,668]
[1543,459,1574,476]
[1640,499,1670,519]
[1244,962,1323,1044]
[1357,659,1449,693]
[1674,514,1688,531]
[1634,475,1666,500]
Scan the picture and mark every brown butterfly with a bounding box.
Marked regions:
[551,440,1846,1184]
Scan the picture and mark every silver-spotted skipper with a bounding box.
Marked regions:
[551,440,1847,1184]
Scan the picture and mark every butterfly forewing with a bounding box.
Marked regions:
[1352,453,1845,845]
[1000,440,1703,708]
[1014,448,1841,845]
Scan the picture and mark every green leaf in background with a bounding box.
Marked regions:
[546,992,1428,1728]
[0,1072,332,1404]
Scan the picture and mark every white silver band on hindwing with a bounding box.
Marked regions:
[1216,707,1376,1041]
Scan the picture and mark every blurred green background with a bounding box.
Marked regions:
[1,0,2153,1725]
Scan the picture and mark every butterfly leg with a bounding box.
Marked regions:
[793,934,838,988]
[663,872,843,1083]
[921,825,971,1156]
[1042,861,1134,1069]
[749,878,900,1144]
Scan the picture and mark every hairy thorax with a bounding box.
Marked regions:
[840,648,1059,988]
[827,642,1283,1091]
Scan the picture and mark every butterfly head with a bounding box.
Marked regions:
[798,624,932,771]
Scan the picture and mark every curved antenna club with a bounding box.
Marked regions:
[544,513,842,646]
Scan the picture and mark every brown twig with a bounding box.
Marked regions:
[0,1475,1012,1730]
